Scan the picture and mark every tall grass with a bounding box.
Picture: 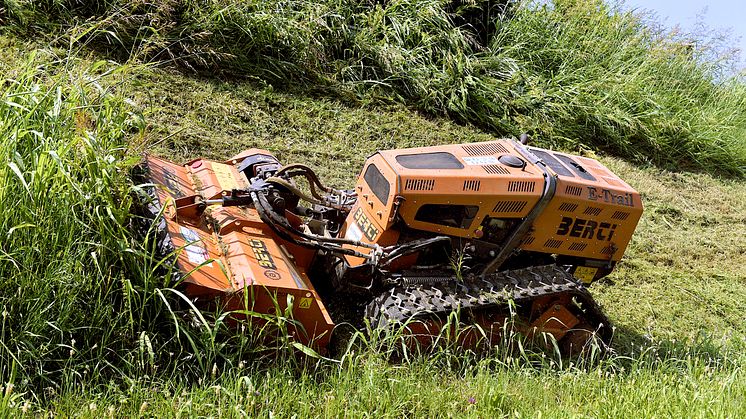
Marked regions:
[0,49,307,397]
[0,50,141,390]
[3,334,743,416]
[3,0,745,175]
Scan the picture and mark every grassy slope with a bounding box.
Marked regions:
[132,68,746,347]
[3,0,746,175]
[1,36,745,419]
[21,66,744,417]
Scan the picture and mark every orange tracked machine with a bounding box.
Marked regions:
[137,137,642,354]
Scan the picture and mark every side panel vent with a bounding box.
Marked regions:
[492,200,528,213]
[568,242,588,252]
[463,180,481,191]
[508,181,536,193]
[558,202,579,212]
[404,179,435,191]
[611,211,630,220]
[565,185,583,196]
[462,142,509,156]
[600,246,616,255]
[482,165,510,175]
[583,206,603,216]
[544,239,563,249]
[521,236,536,246]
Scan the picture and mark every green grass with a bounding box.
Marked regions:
[0,39,298,398]
[0,46,143,389]
[9,354,745,417]
[1,0,746,415]
[3,0,746,175]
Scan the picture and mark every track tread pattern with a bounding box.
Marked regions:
[365,265,611,340]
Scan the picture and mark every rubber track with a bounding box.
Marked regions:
[365,265,611,341]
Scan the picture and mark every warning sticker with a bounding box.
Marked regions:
[574,266,598,284]
[345,223,364,242]
[180,226,211,265]
[212,163,241,191]
[299,297,313,309]
[463,156,499,166]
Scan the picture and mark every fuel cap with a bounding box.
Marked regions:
[499,154,525,169]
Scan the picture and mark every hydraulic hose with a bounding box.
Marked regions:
[271,164,354,209]
[250,190,377,260]
[380,236,451,267]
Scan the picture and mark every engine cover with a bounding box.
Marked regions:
[342,139,643,278]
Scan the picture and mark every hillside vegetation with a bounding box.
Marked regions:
[4,0,746,175]
[0,0,745,416]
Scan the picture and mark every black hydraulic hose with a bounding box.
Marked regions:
[250,191,323,250]
[253,194,366,260]
[286,169,327,200]
[252,188,453,270]
[275,164,355,209]
[276,164,340,197]
[251,190,374,260]
[258,191,378,249]
[265,176,329,207]
[265,176,350,212]
[380,236,451,267]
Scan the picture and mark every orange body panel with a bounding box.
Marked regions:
[352,142,546,235]
[144,154,334,350]
[342,141,544,264]
[522,152,643,261]
[342,139,642,268]
[379,141,544,238]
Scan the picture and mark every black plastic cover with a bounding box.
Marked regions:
[236,153,281,180]
[498,154,526,169]
[528,149,574,177]
[395,152,464,170]
[414,204,479,229]
[555,155,596,181]
[363,164,390,205]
